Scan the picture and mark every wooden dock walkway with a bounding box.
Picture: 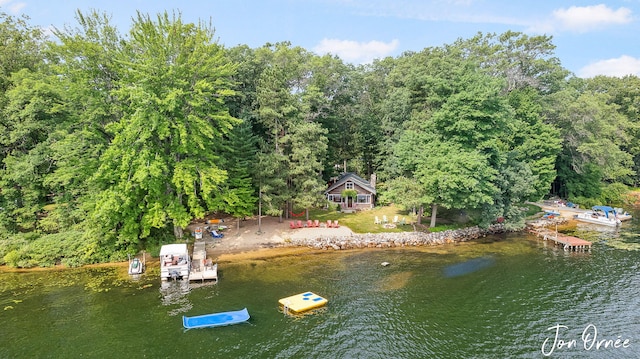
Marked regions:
[524,203,593,251]
[189,241,218,282]
[535,229,592,251]
[543,233,591,251]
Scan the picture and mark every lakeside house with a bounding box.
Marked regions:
[325,172,376,212]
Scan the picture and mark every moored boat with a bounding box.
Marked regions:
[542,210,560,219]
[128,255,145,275]
[160,244,190,280]
[614,207,633,221]
[574,206,621,227]
[182,308,250,329]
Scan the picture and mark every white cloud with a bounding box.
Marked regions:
[578,55,640,78]
[313,38,400,64]
[9,2,26,13]
[0,0,26,14]
[552,4,632,33]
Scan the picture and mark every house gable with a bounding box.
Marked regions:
[325,172,376,210]
[325,172,376,195]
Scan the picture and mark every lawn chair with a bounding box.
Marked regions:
[399,217,406,225]
[210,229,224,238]
[375,216,380,224]
[307,219,313,227]
[296,220,303,228]
[393,215,398,224]
[327,219,333,228]
[314,219,320,227]
[333,220,339,228]
[290,221,296,229]
[382,215,388,224]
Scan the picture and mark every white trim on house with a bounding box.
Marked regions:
[324,172,376,210]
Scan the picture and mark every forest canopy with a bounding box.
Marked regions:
[1,10,638,267]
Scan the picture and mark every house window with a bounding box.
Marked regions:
[328,194,341,202]
[345,182,354,190]
[357,195,370,204]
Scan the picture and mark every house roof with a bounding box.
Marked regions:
[325,172,376,195]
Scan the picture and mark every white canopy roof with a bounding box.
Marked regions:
[159,243,188,256]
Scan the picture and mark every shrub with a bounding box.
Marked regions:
[571,196,600,209]
[600,182,629,205]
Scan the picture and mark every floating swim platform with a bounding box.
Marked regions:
[182,308,250,329]
[278,292,328,314]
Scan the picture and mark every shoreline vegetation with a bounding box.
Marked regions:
[3,196,637,272]
[1,220,509,272]
[3,11,639,272]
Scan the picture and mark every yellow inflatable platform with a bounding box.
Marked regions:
[278,292,328,314]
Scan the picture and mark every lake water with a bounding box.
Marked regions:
[2,214,640,358]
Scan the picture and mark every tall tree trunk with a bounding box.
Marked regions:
[174,191,184,238]
[257,190,262,234]
[430,203,438,228]
[174,224,183,239]
[417,205,423,225]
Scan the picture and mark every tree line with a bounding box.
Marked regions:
[1,10,638,267]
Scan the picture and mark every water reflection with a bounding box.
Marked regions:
[159,279,192,315]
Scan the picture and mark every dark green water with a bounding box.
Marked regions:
[2,217,640,359]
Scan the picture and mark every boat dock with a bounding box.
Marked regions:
[189,241,218,282]
[536,229,592,251]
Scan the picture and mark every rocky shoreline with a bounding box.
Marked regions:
[284,224,507,250]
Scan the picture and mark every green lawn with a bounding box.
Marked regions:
[303,204,473,234]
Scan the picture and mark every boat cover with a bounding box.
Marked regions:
[592,206,617,218]
[182,308,250,329]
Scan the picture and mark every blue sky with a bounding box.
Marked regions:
[2,0,640,78]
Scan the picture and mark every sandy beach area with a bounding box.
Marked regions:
[190,216,354,262]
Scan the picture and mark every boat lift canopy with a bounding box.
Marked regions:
[592,206,617,218]
[159,243,188,256]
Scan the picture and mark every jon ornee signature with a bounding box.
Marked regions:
[541,324,631,356]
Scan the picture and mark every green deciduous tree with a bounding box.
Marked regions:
[40,11,125,236]
[390,45,548,228]
[0,13,47,232]
[0,12,44,95]
[547,79,634,198]
[0,70,68,231]
[584,75,640,186]
[90,11,239,251]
